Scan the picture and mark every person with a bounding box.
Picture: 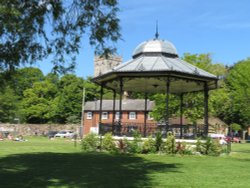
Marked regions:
[0,134,4,141]
[219,137,227,145]
[7,134,13,140]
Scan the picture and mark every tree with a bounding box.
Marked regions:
[225,59,250,127]
[12,67,45,96]
[0,86,19,122]
[183,53,226,77]
[182,53,227,123]
[21,78,58,123]
[0,0,120,73]
[150,94,179,122]
[54,74,84,123]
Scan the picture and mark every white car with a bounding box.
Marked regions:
[54,131,75,138]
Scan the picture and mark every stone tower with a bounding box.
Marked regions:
[94,55,122,77]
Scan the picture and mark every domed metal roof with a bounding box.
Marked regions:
[132,39,178,58]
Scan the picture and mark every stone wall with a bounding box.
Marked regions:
[0,123,82,137]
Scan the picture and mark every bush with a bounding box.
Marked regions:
[81,133,100,152]
[126,130,143,154]
[102,133,117,153]
[195,137,203,153]
[161,131,176,154]
[155,131,163,152]
[176,142,192,155]
[197,137,222,156]
[142,136,156,154]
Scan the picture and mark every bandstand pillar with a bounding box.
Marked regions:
[204,82,209,137]
[165,77,170,137]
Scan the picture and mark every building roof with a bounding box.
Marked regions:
[85,99,154,111]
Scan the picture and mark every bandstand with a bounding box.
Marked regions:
[92,34,218,137]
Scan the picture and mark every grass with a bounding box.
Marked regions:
[0,137,250,187]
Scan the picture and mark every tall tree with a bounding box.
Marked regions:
[0,0,120,73]
[0,86,19,122]
[54,74,84,123]
[21,77,58,123]
[12,67,44,96]
[225,59,250,127]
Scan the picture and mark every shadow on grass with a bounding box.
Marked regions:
[0,152,181,187]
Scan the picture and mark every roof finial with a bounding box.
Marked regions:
[155,20,159,39]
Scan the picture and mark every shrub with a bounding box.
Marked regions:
[154,131,163,152]
[208,139,222,156]
[142,136,156,154]
[200,137,222,156]
[176,142,192,155]
[81,133,99,152]
[195,137,203,153]
[161,131,176,154]
[102,133,117,153]
[127,130,143,154]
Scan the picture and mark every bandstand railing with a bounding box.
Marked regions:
[99,122,205,138]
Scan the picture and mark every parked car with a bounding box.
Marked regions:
[47,131,58,139]
[54,130,75,138]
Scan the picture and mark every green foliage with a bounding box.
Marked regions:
[161,132,176,154]
[126,131,143,154]
[54,74,84,123]
[102,133,117,153]
[231,123,241,131]
[13,68,45,96]
[151,94,179,122]
[225,59,250,127]
[183,53,227,77]
[0,0,120,73]
[154,131,163,152]
[202,137,222,156]
[66,115,81,124]
[81,133,100,152]
[0,67,105,124]
[20,78,58,123]
[209,86,231,120]
[183,93,204,124]
[142,136,156,154]
[0,86,19,122]
[176,142,192,155]
[195,137,203,153]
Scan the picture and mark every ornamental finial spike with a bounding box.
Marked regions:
[155,20,159,39]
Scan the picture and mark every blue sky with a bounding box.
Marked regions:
[36,0,250,78]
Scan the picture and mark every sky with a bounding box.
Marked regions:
[36,0,250,78]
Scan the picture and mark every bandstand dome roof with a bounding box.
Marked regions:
[92,37,218,94]
[133,39,178,58]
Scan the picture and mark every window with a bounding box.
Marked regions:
[129,112,136,120]
[115,112,120,120]
[86,112,92,119]
[102,112,108,120]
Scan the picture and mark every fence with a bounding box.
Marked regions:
[99,122,205,138]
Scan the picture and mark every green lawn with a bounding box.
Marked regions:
[0,137,250,188]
